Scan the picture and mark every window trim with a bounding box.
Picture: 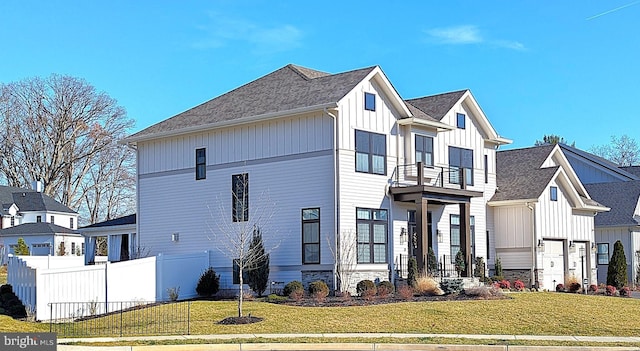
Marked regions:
[195,148,206,180]
[597,243,609,265]
[550,186,558,201]
[448,146,474,186]
[364,92,376,111]
[415,135,434,167]
[355,129,387,175]
[456,113,466,129]
[302,208,320,264]
[356,208,388,264]
[232,173,249,222]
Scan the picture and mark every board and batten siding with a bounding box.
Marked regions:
[564,153,631,184]
[595,227,637,284]
[137,112,333,175]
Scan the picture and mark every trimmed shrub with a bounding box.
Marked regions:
[454,250,466,275]
[415,275,443,296]
[464,285,504,299]
[513,279,525,291]
[494,257,503,280]
[440,279,463,295]
[283,281,304,297]
[246,227,270,297]
[427,247,438,276]
[308,280,329,301]
[555,283,565,292]
[290,289,304,301]
[606,285,617,296]
[196,267,220,297]
[0,284,26,319]
[568,282,581,293]
[356,280,377,296]
[407,257,418,288]
[620,286,632,297]
[498,279,511,290]
[397,284,414,301]
[473,257,486,279]
[265,294,287,303]
[588,284,598,293]
[607,240,628,289]
[376,281,394,297]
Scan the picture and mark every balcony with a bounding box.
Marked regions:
[389,162,483,204]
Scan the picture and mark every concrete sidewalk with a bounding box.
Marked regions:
[57,333,640,351]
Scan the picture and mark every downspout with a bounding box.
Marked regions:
[526,202,538,289]
[126,142,140,258]
[324,108,340,292]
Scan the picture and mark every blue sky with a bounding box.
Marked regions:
[1,1,638,150]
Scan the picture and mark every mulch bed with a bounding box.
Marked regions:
[217,316,264,325]
[268,293,508,308]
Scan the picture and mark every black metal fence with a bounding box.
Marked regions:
[396,254,486,280]
[49,301,191,337]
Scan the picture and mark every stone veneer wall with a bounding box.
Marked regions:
[301,270,334,292]
[502,269,532,288]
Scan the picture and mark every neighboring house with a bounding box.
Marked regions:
[490,145,609,289]
[583,181,640,286]
[79,214,137,264]
[122,64,512,291]
[0,184,81,262]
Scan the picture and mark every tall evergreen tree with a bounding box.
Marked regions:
[607,240,628,289]
[427,247,438,276]
[246,226,269,297]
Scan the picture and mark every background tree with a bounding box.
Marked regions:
[0,74,135,224]
[534,134,575,147]
[607,240,628,289]
[246,226,269,297]
[56,241,66,256]
[590,135,640,166]
[14,238,29,255]
[207,174,277,318]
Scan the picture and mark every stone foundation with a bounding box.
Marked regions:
[301,270,334,292]
[503,269,532,287]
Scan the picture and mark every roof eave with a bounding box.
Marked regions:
[488,199,538,206]
[397,117,454,131]
[487,136,513,145]
[121,102,338,145]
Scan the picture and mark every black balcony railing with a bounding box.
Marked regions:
[391,162,473,190]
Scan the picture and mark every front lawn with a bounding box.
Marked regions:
[2,292,640,338]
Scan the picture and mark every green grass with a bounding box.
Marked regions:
[4,293,640,342]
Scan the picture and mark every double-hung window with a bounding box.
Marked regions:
[356,208,387,263]
[415,135,434,166]
[232,173,249,222]
[355,130,386,175]
[550,186,558,201]
[302,208,320,264]
[597,243,609,264]
[196,148,206,180]
[449,146,473,186]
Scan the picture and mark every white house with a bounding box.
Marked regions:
[123,64,516,291]
[490,145,609,289]
[79,214,137,264]
[0,184,81,262]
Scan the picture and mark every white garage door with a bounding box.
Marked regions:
[31,243,51,256]
[543,240,564,290]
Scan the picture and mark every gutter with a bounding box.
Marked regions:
[324,107,340,292]
[121,102,339,145]
[526,202,538,289]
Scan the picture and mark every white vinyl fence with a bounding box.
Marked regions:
[7,251,210,321]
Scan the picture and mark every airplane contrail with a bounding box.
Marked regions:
[587,0,640,20]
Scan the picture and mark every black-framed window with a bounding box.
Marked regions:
[70,218,74,229]
[550,186,558,201]
[364,92,376,111]
[597,243,609,264]
[470,216,475,258]
[484,154,488,184]
[415,135,434,166]
[232,259,249,284]
[456,113,465,129]
[196,148,206,180]
[449,146,473,186]
[302,208,320,264]
[10,216,14,226]
[356,208,387,263]
[71,242,76,255]
[450,214,460,263]
[355,130,386,175]
[486,230,490,259]
[232,173,249,222]
[50,215,54,224]
[36,216,42,223]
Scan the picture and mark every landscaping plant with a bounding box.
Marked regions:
[246,227,269,297]
[196,267,220,297]
[607,240,628,289]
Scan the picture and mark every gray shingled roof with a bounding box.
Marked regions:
[404,101,439,122]
[492,145,559,201]
[0,185,76,215]
[405,90,468,121]
[620,166,640,178]
[0,222,80,236]
[126,64,377,141]
[584,181,640,226]
[81,214,136,229]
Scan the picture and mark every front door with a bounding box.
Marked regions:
[408,210,433,260]
[543,240,565,290]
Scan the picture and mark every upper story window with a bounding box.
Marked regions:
[356,208,388,264]
[70,218,74,229]
[50,215,54,224]
[36,215,42,223]
[196,148,206,180]
[597,243,609,264]
[364,92,376,111]
[232,173,249,222]
[484,155,488,184]
[355,130,386,175]
[456,113,466,129]
[550,186,558,201]
[449,146,474,186]
[10,216,15,226]
[302,208,320,264]
[415,135,434,167]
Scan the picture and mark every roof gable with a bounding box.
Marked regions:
[125,64,378,143]
[559,144,639,183]
[0,186,76,214]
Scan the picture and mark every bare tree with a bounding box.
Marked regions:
[207,174,278,318]
[0,74,135,224]
[590,135,640,167]
[327,230,358,293]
